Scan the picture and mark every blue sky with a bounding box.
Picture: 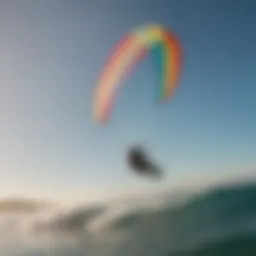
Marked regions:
[1,0,255,200]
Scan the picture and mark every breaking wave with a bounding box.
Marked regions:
[1,180,256,256]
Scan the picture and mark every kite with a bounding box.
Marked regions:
[93,23,182,124]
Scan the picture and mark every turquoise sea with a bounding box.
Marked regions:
[1,181,256,256]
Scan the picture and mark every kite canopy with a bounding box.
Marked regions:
[94,23,182,124]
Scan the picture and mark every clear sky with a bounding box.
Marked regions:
[1,0,256,201]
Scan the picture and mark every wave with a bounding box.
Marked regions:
[0,180,256,255]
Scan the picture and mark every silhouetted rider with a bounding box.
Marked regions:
[127,145,162,177]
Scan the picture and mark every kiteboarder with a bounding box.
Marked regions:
[126,145,163,177]
[93,24,182,180]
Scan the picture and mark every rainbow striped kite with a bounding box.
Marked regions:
[94,23,182,124]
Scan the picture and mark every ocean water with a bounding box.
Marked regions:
[1,181,256,256]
